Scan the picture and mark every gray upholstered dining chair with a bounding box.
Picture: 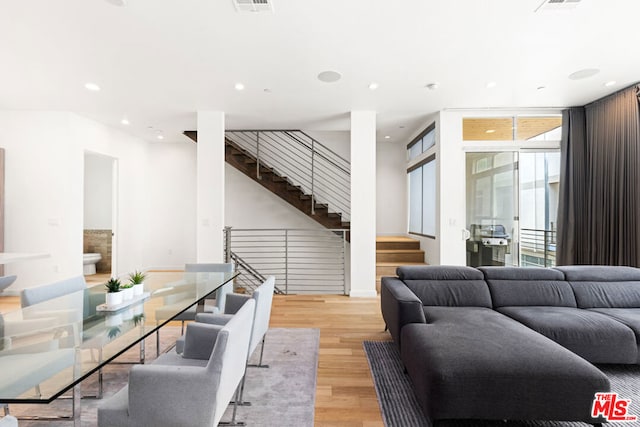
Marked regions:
[0,275,17,295]
[97,298,255,427]
[154,262,234,355]
[175,276,275,405]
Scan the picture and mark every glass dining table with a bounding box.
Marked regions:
[0,270,238,425]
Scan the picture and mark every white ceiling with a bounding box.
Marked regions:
[1,0,639,144]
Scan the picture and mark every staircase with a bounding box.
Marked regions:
[376,236,426,292]
[184,130,350,238]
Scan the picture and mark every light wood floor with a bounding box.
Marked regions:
[0,293,391,427]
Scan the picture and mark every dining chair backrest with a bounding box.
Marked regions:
[207,298,254,425]
[248,276,275,355]
[20,276,86,308]
[185,263,235,313]
[184,263,234,273]
[0,275,17,294]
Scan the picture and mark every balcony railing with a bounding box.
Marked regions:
[520,228,557,267]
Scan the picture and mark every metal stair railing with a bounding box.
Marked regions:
[229,250,285,294]
[225,130,350,222]
[223,226,347,295]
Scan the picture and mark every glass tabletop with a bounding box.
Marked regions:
[0,270,237,403]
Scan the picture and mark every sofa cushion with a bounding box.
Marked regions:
[401,309,610,422]
[555,266,640,308]
[497,306,637,364]
[397,266,491,308]
[479,266,576,308]
[589,308,640,362]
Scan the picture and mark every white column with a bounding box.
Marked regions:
[349,111,377,297]
[196,111,225,262]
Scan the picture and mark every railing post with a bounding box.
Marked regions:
[284,230,289,295]
[256,131,262,180]
[342,230,347,295]
[543,229,549,267]
[311,139,315,215]
[224,226,232,263]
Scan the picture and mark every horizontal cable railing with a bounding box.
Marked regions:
[520,228,557,267]
[223,227,347,295]
[225,130,351,222]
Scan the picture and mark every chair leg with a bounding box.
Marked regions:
[248,336,269,368]
[156,326,161,357]
[181,320,185,335]
[218,385,246,426]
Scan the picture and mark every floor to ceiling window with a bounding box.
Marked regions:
[462,115,561,267]
[408,123,436,238]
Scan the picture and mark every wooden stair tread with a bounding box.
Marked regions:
[376,261,425,266]
[376,249,424,253]
[376,236,420,243]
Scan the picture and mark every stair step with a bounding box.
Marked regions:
[376,236,421,250]
[376,249,424,263]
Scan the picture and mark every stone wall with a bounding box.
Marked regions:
[83,229,112,274]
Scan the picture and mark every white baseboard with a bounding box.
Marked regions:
[349,289,378,298]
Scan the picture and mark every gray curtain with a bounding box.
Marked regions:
[557,84,640,266]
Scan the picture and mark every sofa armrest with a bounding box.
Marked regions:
[381,277,426,349]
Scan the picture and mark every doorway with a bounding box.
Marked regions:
[465,150,560,268]
[83,152,118,280]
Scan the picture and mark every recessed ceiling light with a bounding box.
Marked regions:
[85,82,101,91]
[486,81,497,89]
[368,82,379,90]
[105,0,126,6]
[399,125,405,129]
[568,68,600,80]
[486,129,496,134]
[425,83,439,90]
[121,118,130,125]
[157,134,164,140]
[317,70,342,83]
[234,83,245,91]
[263,88,272,93]
[384,135,391,139]
[537,86,546,91]
[604,80,617,87]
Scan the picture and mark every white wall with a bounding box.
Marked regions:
[376,139,407,235]
[0,112,82,290]
[84,152,113,229]
[438,111,466,265]
[225,165,326,229]
[143,141,197,269]
[0,111,198,291]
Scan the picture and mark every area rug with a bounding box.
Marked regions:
[11,327,319,426]
[364,340,640,427]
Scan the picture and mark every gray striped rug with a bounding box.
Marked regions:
[363,340,640,427]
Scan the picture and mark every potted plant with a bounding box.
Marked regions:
[105,277,123,306]
[129,270,147,296]
[121,283,134,300]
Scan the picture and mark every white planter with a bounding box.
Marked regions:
[106,291,123,307]
[132,283,144,296]
[121,287,134,301]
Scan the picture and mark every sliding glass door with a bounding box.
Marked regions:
[465,152,518,267]
[465,150,560,268]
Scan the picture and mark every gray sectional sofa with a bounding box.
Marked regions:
[381,265,640,425]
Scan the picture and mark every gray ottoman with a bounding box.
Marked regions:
[401,307,609,424]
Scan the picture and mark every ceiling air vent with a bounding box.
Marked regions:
[535,0,581,12]
[233,0,274,13]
